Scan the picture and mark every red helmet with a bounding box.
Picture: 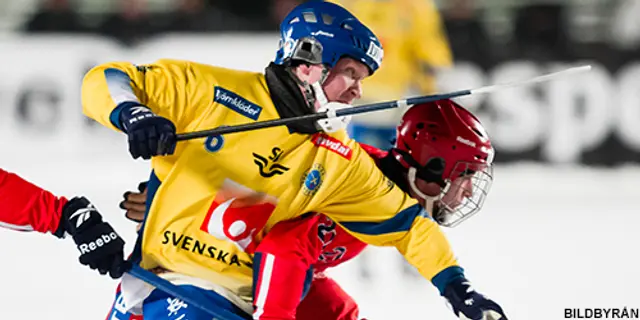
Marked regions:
[393,99,494,227]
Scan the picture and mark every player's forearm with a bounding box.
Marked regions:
[0,169,67,234]
[81,62,146,132]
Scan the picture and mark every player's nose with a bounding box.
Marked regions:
[349,81,362,101]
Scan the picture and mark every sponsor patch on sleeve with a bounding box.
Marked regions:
[312,134,353,160]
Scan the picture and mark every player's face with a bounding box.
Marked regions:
[441,176,474,209]
[410,174,473,212]
[322,57,369,105]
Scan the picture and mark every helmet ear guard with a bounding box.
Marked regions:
[392,148,447,188]
[285,37,325,66]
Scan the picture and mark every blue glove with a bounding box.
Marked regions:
[443,278,507,320]
[119,104,177,160]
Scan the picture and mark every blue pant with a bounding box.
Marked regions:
[106,284,251,320]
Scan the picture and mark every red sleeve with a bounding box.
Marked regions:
[253,215,324,320]
[357,142,388,160]
[0,168,67,234]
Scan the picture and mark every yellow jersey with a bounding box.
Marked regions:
[81,59,457,303]
[329,0,452,100]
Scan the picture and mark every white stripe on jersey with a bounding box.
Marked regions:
[253,253,275,319]
[0,221,34,231]
[104,68,140,105]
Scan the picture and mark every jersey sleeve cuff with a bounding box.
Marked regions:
[431,265,466,295]
[109,101,141,132]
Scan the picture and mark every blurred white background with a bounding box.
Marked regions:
[1,0,640,319]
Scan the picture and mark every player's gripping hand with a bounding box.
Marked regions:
[443,278,507,320]
[119,181,148,223]
[120,104,177,160]
[56,197,129,279]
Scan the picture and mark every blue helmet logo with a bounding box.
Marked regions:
[274,1,383,75]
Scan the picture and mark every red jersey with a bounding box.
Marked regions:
[253,144,389,320]
[314,143,386,273]
[0,168,66,235]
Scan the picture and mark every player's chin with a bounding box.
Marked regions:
[336,95,355,105]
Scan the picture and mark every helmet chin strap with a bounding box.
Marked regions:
[407,167,450,202]
[311,82,328,106]
[286,65,330,112]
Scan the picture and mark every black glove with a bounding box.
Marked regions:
[55,197,130,278]
[443,278,507,320]
[120,104,177,160]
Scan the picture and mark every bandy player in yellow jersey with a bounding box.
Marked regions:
[82,1,500,319]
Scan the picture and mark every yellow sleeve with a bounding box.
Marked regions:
[394,216,458,280]
[81,59,213,134]
[410,0,453,93]
[317,142,459,283]
[338,210,459,284]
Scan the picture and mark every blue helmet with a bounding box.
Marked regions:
[273,1,384,75]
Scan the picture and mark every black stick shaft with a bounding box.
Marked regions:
[175,89,471,141]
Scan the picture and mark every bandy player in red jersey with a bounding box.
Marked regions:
[0,168,129,278]
[251,100,507,320]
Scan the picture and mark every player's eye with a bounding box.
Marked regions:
[344,67,364,81]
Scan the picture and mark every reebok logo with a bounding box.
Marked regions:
[124,105,154,130]
[214,87,262,120]
[69,205,96,229]
[312,134,352,160]
[130,105,151,115]
[456,136,477,148]
[79,232,118,254]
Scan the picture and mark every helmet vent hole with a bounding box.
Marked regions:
[416,123,425,129]
[303,12,318,23]
[322,14,334,25]
[452,145,456,150]
[472,128,485,137]
[350,36,364,49]
[432,137,437,141]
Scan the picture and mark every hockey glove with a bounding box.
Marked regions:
[56,197,129,279]
[120,104,177,160]
[443,278,507,320]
